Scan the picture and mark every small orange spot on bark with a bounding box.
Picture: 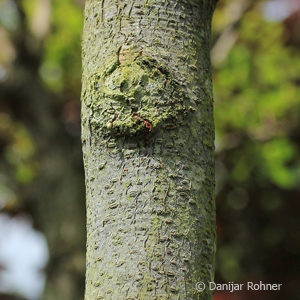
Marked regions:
[143,120,153,131]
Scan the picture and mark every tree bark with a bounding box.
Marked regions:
[81,1,216,299]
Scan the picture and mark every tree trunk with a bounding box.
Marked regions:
[81,1,216,299]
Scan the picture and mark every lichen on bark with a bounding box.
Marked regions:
[81,0,216,299]
[84,46,197,137]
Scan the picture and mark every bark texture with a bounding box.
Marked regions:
[81,1,216,299]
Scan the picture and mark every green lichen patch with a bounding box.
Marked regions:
[83,49,196,137]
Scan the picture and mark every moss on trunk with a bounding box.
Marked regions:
[81,0,216,299]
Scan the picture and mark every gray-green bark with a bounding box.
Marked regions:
[81,1,216,299]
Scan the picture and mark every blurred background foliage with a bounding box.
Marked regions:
[0,0,299,299]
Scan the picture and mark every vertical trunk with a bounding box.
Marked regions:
[81,1,216,299]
